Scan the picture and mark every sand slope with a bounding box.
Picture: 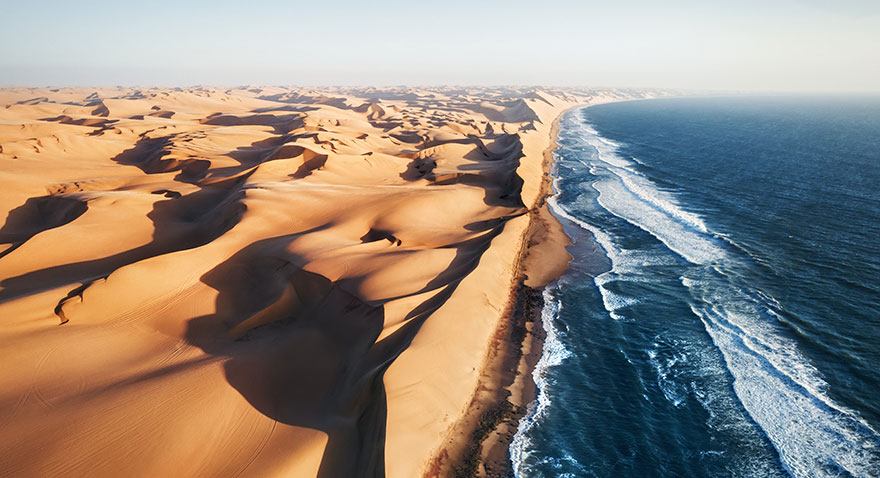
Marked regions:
[0,86,652,477]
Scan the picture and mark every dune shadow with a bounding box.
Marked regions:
[183,233,392,477]
[397,135,527,208]
[0,171,249,304]
[200,112,305,135]
[111,135,210,180]
[0,196,88,260]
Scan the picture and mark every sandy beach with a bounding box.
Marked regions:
[0,86,646,477]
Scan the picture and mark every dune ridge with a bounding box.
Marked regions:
[0,86,661,477]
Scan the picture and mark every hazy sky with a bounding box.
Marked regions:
[1,0,878,91]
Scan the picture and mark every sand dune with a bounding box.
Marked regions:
[0,86,655,477]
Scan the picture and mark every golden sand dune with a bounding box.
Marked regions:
[0,86,652,477]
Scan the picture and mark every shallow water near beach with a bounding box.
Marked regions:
[511,96,880,477]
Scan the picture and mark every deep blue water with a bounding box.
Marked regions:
[510,96,880,478]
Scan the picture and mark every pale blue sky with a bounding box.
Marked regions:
[1,0,878,91]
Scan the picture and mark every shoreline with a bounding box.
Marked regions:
[431,107,576,477]
[435,98,656,477]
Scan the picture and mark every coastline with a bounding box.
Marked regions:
[429,107,575,477]
[434,98,660,477]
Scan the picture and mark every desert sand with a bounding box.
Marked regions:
[0,86,649,477]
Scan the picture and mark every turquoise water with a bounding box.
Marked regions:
[510,96,880,477]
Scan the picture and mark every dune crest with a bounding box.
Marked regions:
[0,86,658,477]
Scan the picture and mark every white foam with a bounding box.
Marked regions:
[575,122,711,235]
[594,273,639,321]
[688,294,880,477]
[567,120,727,266]
[523,453,590,478]
[598,286,638,321]
[547,195,641,322]
[647,346,688,408]
[680,276,698,287]
[510,287,572,477]
[592,173,724,264]
[547,194,619,262]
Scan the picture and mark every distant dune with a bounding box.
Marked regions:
[0,85,659,477]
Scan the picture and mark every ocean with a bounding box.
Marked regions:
[510,96,880,477]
